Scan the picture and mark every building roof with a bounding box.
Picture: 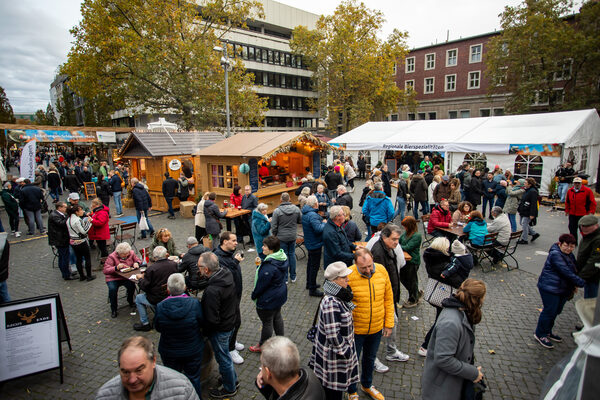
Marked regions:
[195,131,332,159]
[120,131,224,157]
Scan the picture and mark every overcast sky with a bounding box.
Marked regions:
[0,0,582,113]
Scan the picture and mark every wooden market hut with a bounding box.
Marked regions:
[194,131,333,212]
[118,131,224,211]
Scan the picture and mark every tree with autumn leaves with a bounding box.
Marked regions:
[60,0,267,131]
[290,0,415,135]
[486,0,600,114]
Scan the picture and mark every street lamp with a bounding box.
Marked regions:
[213,44,232,137]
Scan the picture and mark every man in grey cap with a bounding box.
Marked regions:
[577,215,600,299]
[68,192,90,214]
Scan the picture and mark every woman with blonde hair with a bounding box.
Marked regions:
[422,279,486,400]
[298,186,311,209]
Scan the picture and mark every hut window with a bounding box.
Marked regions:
[463,153,487,171]
[514,155,543,185]
[580,148,588,172]
[210,164,238,189]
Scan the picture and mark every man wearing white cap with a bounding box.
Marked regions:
[68,192,90,214]
[565,177,596,244]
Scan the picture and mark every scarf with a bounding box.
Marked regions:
[323,280,356,310]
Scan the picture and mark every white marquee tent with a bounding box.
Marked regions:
[331,109,600,194]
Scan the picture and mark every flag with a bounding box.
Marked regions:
[20,140,36,180]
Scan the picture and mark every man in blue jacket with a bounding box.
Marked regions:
[362,182,394,235]
[108,171,123,217]
[323,205,356,270]
[482,172,497,219]
[302,196,326,297]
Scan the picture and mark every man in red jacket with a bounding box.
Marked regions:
[427,199,454,238]
[565,177,597,244]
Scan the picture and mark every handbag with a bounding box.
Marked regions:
[473,377,487,400]
[138,211,149,231]
[306,298,324,342]
[424,277,455,308]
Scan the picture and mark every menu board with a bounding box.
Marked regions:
[312,151,321,178]
[83,182,96,200]
[248,158,259,193]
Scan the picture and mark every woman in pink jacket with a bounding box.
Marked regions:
[103,242,140,318]
[88,197,110,257]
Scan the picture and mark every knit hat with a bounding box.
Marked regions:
[334,165,340,172]
[578,215,598,227]
[517,179,526,186]
[451,240,467,256]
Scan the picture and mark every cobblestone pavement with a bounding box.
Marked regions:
[0,180,583,399]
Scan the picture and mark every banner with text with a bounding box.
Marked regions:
[19,140,36,180]
[338,142,509,154]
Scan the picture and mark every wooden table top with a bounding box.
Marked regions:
[219,208,251,218]
[115,266,145,282]
[353,242,412,261]
[437,225,466,236]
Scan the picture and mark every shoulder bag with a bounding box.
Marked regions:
[424,277,455,308]
[306,298,324,342]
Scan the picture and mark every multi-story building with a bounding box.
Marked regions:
[50,74,86,125]
[393,32,507,121]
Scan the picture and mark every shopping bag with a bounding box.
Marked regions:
[138,212,149,231]
[424,278,455,308]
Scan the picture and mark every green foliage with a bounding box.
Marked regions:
[57,86,78,126]
[0,86,16,123]
[34,103,57,125]
[486,0,600,113]
[60,0,267,131]
[290,0,413,134]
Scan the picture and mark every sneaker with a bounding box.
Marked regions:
[86,275,96,281]
[418,346,427,357]
[15,232,21,238]
[209,386,237,399]
[548,333,563,342]
[290,278,297,283]
[373,358,389,373]
[348,393,359,400]
[249,344,261,353]
[116,213,124,217]
[402,300,418,308]
[361,385,385,400]
[217,377,240,390]
[534,334,554,349]
[229,349,244,365]
[309,289,324,297]
[385,349,410,362]
[531,233,540,242]
[133,322,152,332]
[517,239,528,245]
[235,341,244,351]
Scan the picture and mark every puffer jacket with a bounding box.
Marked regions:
[348,263,395,335]
[302,205,325,250]
[251,210,271,251]
[201,267,236,334]
[154,296,204,360]
[271,202,301,242]
[441,254,474,289]
[362,191,394,227]
[178,244,209,289]
[538,243,585,296]
[428,204,452,234]
[138,259,178,305]
[251,249,288,310]
[503,186,524,214]
[103,250,141,282]
[462,217,488,246]
[88,204,110,241]
[433,181,452,204]
[323,219,355,267]
[132,183,152,211]
[410,175,428,202]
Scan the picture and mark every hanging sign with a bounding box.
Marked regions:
[248,158,259,193]
[169,159,182,171]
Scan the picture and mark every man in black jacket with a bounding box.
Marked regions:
[162,172,178,219]
[335,185,353,209]
[131,178,154,238]
[19,179,46,235]
[324,166,343,200]
[198,252,238,398]
[241,185,258,244]
[214,231,245,365]
[517,178,540,244]
[133,246,177,331]
[178,237,209,290]
[357,155,367,179]
[48,202,73,280]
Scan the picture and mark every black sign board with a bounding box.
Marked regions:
[83,181,96,200]
[312,151,321,178]
[248,158,259,193]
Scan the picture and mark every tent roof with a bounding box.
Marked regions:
[331,109,600,153]
[120,131,223,157]
[195,131,333,158]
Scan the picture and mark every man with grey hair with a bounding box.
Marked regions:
[362,182,394,235]
[154,274,205,397]
[133,246,177,331]
[302,195,326,297]
[131,177,154,239]
[335,184,353,210]
[198,252,239,397]
[256,336,325,399]
[95,336,199,400]
[486,206,512,264]
[178,237,209,290]
[323,205,356,270]
[271,191,301,283]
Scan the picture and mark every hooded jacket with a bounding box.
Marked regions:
[362,191,394,227]
[323,219,355,267]
[538,243,585,295]
[348,263,394,335]
[565,185,597,216]
[302,205,325,251]
[503,186,524,215]
[410,175,428,202]
[201,267,237,334]
[214,246,243,298]
[462,217,488,246]
[154,296,204,360]
[441,254,474,289]
[271,202,301,242]
[577,228,600,283]
[252,209,271,251]
[251,249,288,310]
[428,204,452,233]
[138,259,178,305]
[88,204,110,241]
[132,183,152,211]
[178,244,209,289]
[518,185,539,218]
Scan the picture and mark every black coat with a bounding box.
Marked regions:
[178,244,209,289]
[324,171,343,190]
[132,183,152,211]
[64,174,81,192]
[162,177,178,199]
[256,367,326,400]
[138,259,178,305]
[48,210,70,247]
[154,296,204,360]
[0,233,9,283]
[468,176,483,206]
[19,184,43,211]
[214,246,243,298]
[357,158,366,171]
[518,186,539,218]
[79,170,92,183]
[382,171,392,197]
[371,238,401,303]
[201,267,237,335]
[47,171,61,190]
[423,247,453,286]
[97,180,112,204]
[336,192,353,210]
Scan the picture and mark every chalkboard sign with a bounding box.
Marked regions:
[0,294,71,384]
[83,181,96,200]
[385,159,397,177]
[312,151,321,178]
[248,158,259,193]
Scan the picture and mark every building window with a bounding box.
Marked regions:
[470,44,482,63]
[464,153,487,170]
[460,110,471,118]
[425,53,435,70]
[446,49,458,66]
[210,164,239,189]
[392,62,397,75]
[493,108,504,116]
[407,113,416,120]
[405,57,415,73]
[428,112,437,120]
[495,67,507,87]
[552,89,564,104]
[424,77,435,94]
[445,74,456,91]
[390,114,399,121]
[468,71,480,89]
[479,109,491,117]
[449,110,458,119]
[418,112,426,120]
[555,59,572,81]
[514,155,543,185]
[405,80,414,91]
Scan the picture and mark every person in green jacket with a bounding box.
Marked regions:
[1,182,21,237]
[400,216,423,308]
[150,228,183,260]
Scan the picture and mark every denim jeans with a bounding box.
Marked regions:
[0,281,10,303]
[348,330,382,393]
[280,240,296,281]
[482,197,494,218]
[394,197,406,221]
[520,216,537,241]
[306,248,322,291]
[106,279,136,312]
[135,293,156,325]
[136,209,154,238]
[161,352,205,397]
[209,330,238,393]
[24,209,45,234]
[558,183,569,203]
[413,200,429,219]
[507,213,517,232]
[165,197,175,217]
[113,191,123,215]
[57,245,71,279]
[535,289,567,338]
[50,187,60,201]
[584,282,599,299]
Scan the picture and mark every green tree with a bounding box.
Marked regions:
[60,0,266,131]
[0,86,16,123]
[486,0,600,113]
[34,103,58,125]
[290,0,413,134]
[56,86,78,126]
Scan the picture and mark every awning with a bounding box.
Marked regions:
[5,129,116,143]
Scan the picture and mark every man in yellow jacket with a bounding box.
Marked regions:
[347,248,394,400]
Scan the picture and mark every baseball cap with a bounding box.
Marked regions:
[573,177,583,183]
[417,170,423,174]
[442,175,450,182]
[578,215,598,227]
[324,261,354,281]
[68,193,80,201]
